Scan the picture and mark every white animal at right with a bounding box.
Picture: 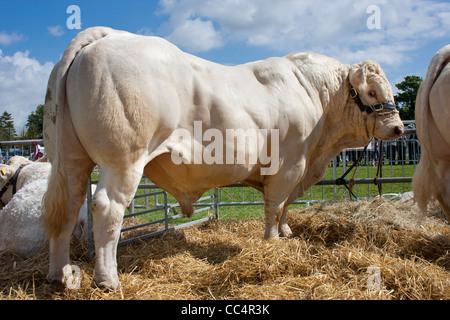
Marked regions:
[413,44,450,222]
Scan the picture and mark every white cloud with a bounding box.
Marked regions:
[47,25,65,37]
[157,0,450,66]
[165,17,223,52]
[158,1,224,52]
[0,31,26,45]
[137,27,154,36]
[0,50,54,131]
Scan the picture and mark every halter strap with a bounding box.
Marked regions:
[0,163,29,207]
[349,86,397,115]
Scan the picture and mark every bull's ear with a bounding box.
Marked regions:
[1,168,6,176]
[349,62,367,89]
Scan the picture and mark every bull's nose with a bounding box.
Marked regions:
[394,125,404,136]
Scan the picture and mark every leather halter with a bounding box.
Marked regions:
[0,163,29,207]
[349,86,397,115]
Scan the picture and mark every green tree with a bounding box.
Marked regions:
[25,104,44,139]
[0,111,17,141]
[394,76,423,120]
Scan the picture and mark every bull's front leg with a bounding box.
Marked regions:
[263,160,305,239]
[278,206,293,238]
[277,184,305,238]
[263,200,285,239]
[437,161,450,221]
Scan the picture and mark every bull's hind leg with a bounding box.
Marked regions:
[90,162,145,289]
[47,158,95,287]
[437,161,450,221]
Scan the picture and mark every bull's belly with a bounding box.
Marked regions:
[144,153,259,203]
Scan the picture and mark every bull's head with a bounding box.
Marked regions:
[349,61,404,140]
[0,165,15,207]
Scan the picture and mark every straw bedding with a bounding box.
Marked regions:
[1,198,449,300]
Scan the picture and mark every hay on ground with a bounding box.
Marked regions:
[0,198,449,300]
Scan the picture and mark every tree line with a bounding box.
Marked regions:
[0,104,44,141]
[0,76,422,141]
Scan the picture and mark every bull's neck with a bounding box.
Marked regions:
[320,67,369,147]
[288,54,371,187]
[315,67,371,163]
[289,54,347,113]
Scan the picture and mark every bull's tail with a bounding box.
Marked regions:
[43,27,116,238]
[412,45,450,213]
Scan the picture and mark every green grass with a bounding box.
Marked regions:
[90,162,416,228]
[215,162,416,220]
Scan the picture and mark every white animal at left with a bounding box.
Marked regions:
[0,156,90,257]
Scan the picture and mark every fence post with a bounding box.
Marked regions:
[332,154,338,200]
[164,191,169,231]
[214,187,219,219]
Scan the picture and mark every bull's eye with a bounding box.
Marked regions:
[369,91,376,97]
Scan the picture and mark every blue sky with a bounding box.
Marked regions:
[1,0,450,130]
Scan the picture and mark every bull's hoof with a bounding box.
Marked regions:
[46,275,68,291]
[263,233,280,241]
[91,280,119,292]
[92,273,120,291]
[279,225,293,238]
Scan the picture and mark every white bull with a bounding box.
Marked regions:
[413,44,450,221]
[43,27,404,289]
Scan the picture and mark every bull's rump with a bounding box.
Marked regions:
[413,45,450,212]
[65,31,314,181]
[416,47,450,161]
[66,34,185,165]
[429,63,450,150]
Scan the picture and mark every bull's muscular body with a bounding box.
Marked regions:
[413,44,450,221]
[43,27,403,289]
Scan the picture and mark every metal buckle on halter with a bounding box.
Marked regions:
[350,83,398,115]
[370,101,397,113]
[371,103,384,112]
